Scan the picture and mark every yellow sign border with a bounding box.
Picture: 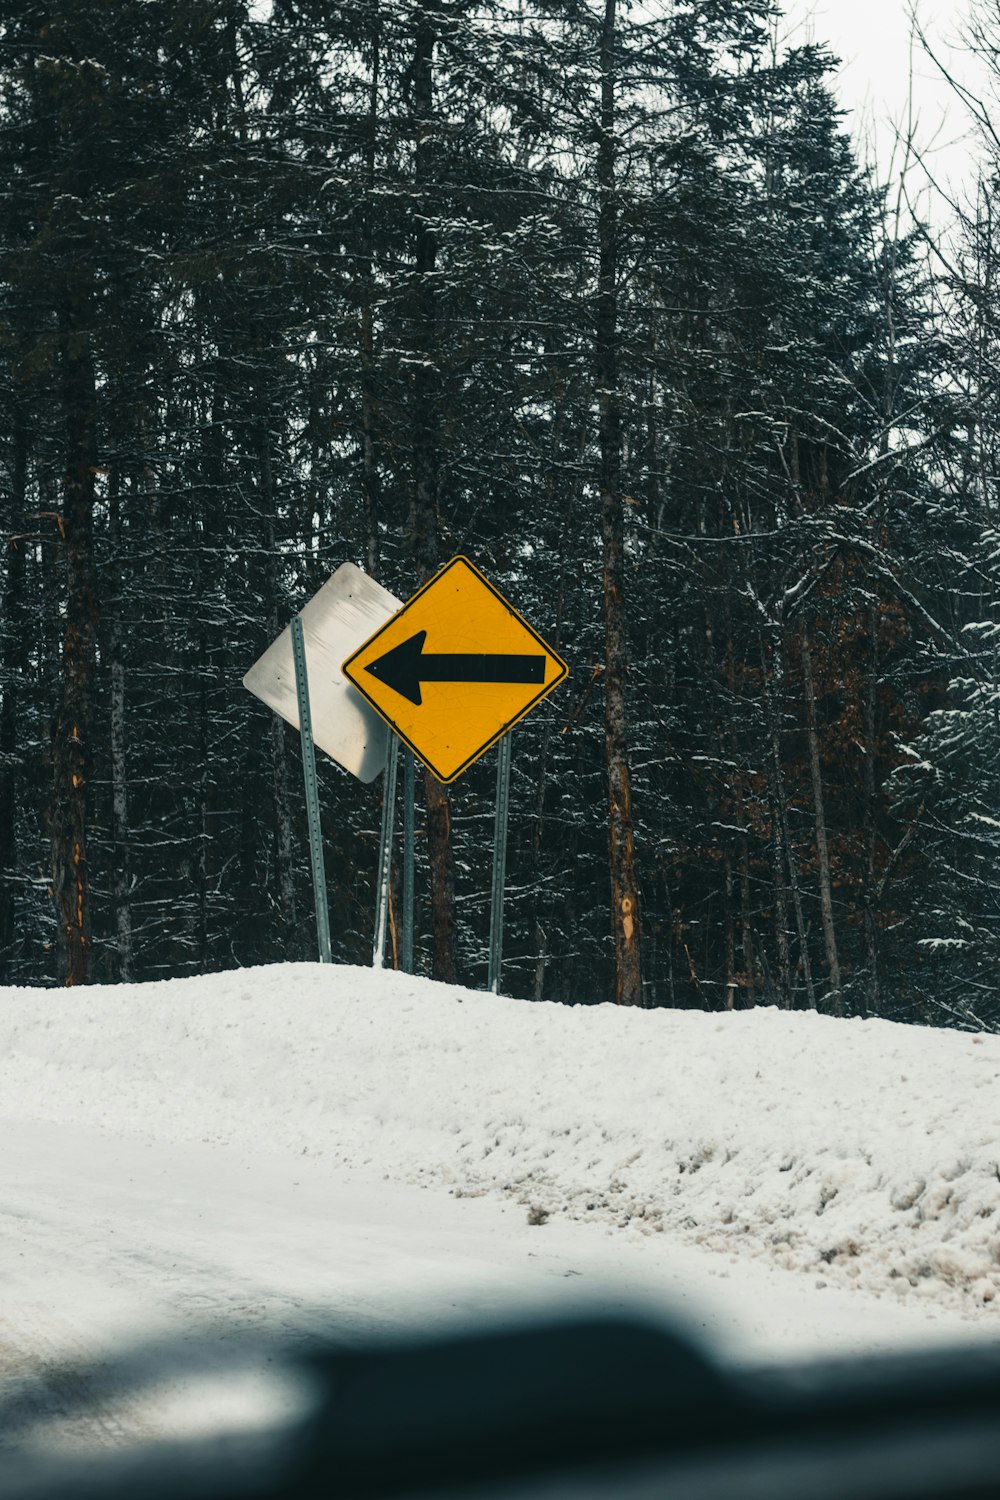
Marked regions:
[342,556,568,784]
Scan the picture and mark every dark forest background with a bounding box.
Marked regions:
[3,0,1000,1027]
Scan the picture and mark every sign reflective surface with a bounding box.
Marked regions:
[244,563,402,783]
[342,556,567,784]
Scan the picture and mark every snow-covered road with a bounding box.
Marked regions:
[3,962,1000,1459]
[2,1116,995,1459]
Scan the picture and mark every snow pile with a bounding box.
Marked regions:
[2,963,1000,1315]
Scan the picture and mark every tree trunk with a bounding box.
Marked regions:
[107,466,133,982]
[724,855,736,1009]
[197,640,211,968]
[596,0,643,1006]
[51,298,99,986]
[766,772,793,1007]
[800,622,842,1013]
[0,399,28,982]
[725,619,755,1006]
[529,413,569,1004]
[261,438,297,943]
[764,631,816,1010]
[759,630,793,1009]
[360,1,382,580]
[409,8,456,983]
[739,832,756,1007]
[861,606,880,1017]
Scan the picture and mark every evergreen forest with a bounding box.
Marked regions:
[3,0,1000,1030]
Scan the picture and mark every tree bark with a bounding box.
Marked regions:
[409,7,456,983]
[261,438,297,944]
[0,399,28,982]
[765,758,792,1006]
[51,298,99,986]
[107,466,133,982]
[596,0,643,1006]
[360,1,382,581]
[723,855,737,1009]
[800,622,842,1012]
[739,832,756,1007]
[725,619,756,1006]
[759,629,793,1008]
[861,606,880,1017]
[764,631,816,1010]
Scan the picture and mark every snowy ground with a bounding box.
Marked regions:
[2,963,999,1456]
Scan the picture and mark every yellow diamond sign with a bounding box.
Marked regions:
[342,556,568,783]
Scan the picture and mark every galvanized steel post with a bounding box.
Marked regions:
[401,749,415,973]
[373,734,399,968]
[488,730,512,993]
[290,615,332,965]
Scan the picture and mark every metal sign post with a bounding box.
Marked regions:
[401,749,415,973]
[339,556,567,991]
[488,730,512,994]
[373,734,400,968]
[290,615,332,965]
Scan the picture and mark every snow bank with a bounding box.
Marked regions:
[3,964,1000,1316]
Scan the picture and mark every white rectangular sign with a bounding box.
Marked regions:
[243,563,402,783]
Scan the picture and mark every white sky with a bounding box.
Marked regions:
[782,0,990,209]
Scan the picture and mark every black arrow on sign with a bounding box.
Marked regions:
[365,630,546,707]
